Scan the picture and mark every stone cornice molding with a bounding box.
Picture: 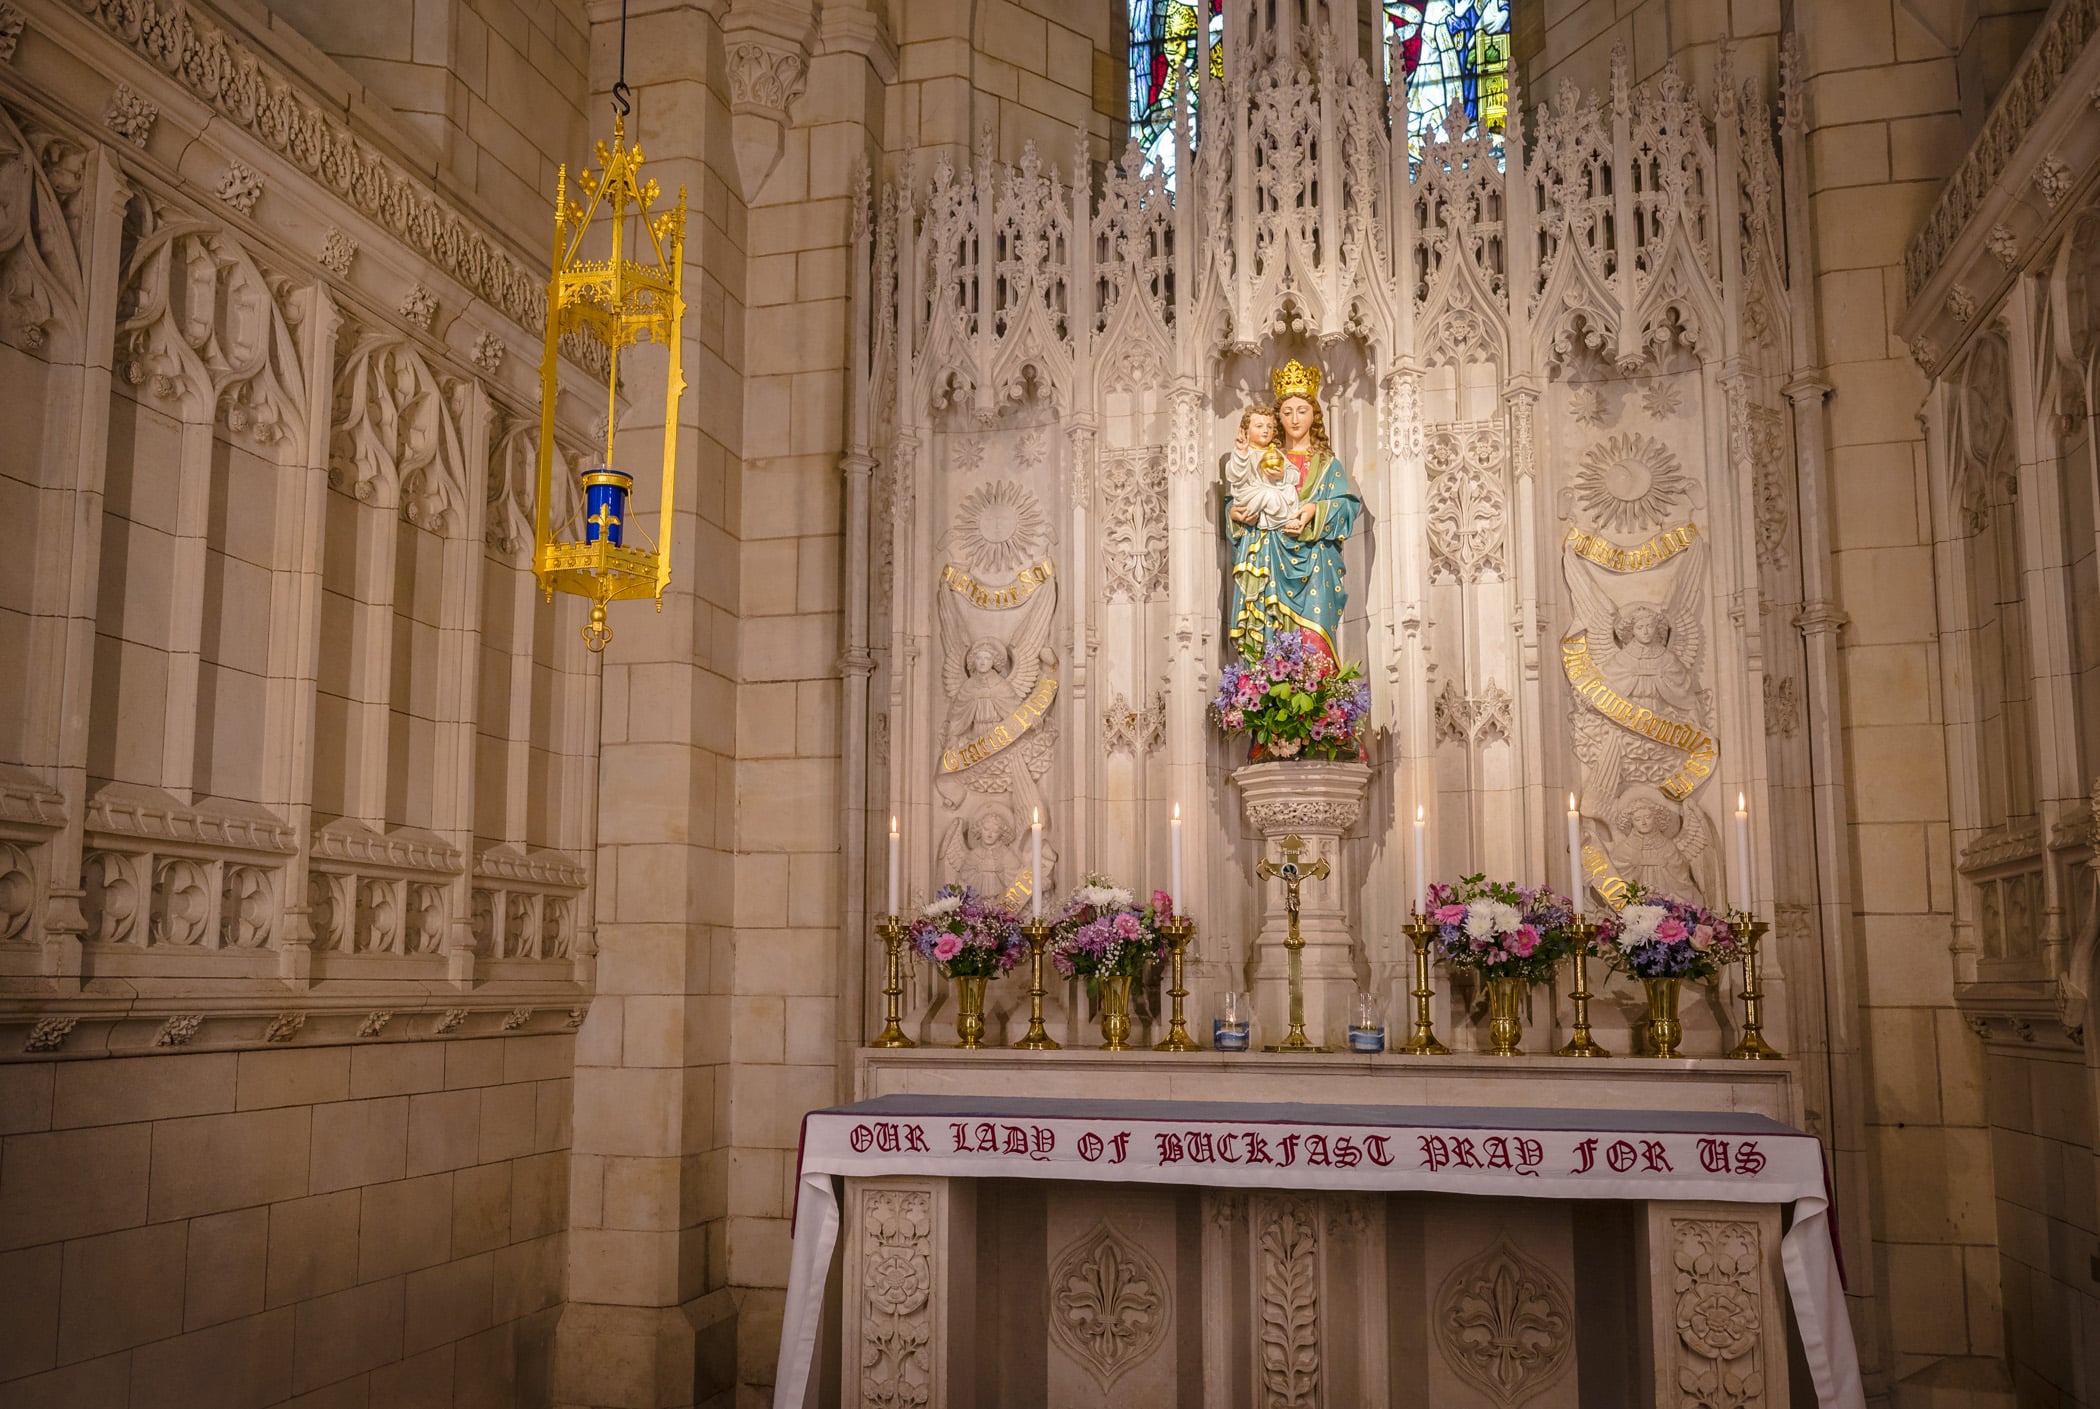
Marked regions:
[0,994,590,1060]
[473,843,588,890]
[85,783,298,854]
[310,817,464,876]
[34,0,582,361]
[1900,0,2100,364]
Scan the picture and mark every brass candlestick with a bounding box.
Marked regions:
[1726,914,1783,1060]
[871,915,915,1048]
[1555,917,1611,1058]
[1399,912,1451,1055]
[1015,920,1059,1050]
[1259,837,1328,1052]
[1156,915,1197,1051]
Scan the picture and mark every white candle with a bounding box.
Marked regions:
[1031,806,1043,919]
[1170,802,1183,914]
[1733,791,1752,914]
[1411,803,1427,912]
[887,815,899,917]
[1566,793,1585,919]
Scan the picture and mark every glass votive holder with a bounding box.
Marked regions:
[1213,990,1253,1052]
[1346,989,1386,1054]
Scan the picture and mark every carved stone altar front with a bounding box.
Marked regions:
[834,1175,1789,1409]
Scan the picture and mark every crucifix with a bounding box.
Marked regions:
[1257,834,1328,1052]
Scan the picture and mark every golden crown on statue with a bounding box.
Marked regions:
[1271,358,1322,403]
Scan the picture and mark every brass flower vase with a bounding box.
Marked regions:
[1098,974,1134,1050]
[1643,977,1684,1058]
[1486,975,1525,1056]
[953,975,988,1049]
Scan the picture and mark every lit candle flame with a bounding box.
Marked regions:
[1415,803,1425,823]
[889,815,897,836]
[1737,791,1747,814]
[1032,806,1040,827]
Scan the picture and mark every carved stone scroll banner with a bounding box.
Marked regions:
[939,559,1053,609]
[940,677,1057,773]
[1564,523,1700,574]
[1560,636,1717,800]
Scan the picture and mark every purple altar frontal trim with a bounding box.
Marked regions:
[772,1094,1866,1409]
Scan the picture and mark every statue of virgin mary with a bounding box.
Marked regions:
[1223,358,1363,662]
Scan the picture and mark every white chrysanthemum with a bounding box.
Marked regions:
[1619,904,1664,945]
[1463,904,1497,941]
[1077,884,1120,908]
[1489,901,1522,934]
[923,895,963,918]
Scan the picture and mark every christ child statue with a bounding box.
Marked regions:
[1226,404,1298,530]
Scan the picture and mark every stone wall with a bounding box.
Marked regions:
[0,1036,571,1406]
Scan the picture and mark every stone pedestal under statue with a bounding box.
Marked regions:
[1232,759,1374,1049]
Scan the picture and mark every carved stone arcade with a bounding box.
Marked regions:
[850,2,1813,1056]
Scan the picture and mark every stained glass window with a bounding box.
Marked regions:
[1128,0,1223,178]
[1386,1,1512,166]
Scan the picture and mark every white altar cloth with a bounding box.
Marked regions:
[772,1093,1865,1409]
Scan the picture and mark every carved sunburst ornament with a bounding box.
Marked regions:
[951,479,1050,575]
[1573,432,1690,532]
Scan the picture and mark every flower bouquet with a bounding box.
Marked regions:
[1592,885,1741,1058]
[908,885,1026,1048]
[1051,879,1176,1049]
[1209,631,1371,761]
[1424,875,1582,1055]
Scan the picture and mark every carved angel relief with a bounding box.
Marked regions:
[935,478,1059,893]
[1563,445,1720,904]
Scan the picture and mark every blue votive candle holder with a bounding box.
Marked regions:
[1213,1019,1251,1052]
[1347,1024,1386,1054]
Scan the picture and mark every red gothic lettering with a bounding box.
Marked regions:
[1156,1132,1186,1163]
[1109,1132,1132,1163]
[904,1125,930,1153]
[1303,1135,1330,1166]
[1078,1131,1105,1161]
[1697,1138,1731,1174]
[1450,1138,1481,1169]
[1419,1135,1451,1171]
[1483,1136,1513,1171]
[1514,1139,1543,1176]
[1028,1127,1053,1161]
[975,1121,997,1151]
[850,1124,874,1153]
[1606,1140,1637,1173]
[1187,1132,1215,1163]
[1219,1134,1241,1163]
[1244,1132,1272,1165]
[1276,1134,1301,1167]
[1734,1141,1766,1176]
[1332,1136,1361,1168]
[949,1123,972,1153]
[1639,1140,1672,1173]
[1572,1138,1599,1174]
[875,1124,899,1153]
[1002,1126,1029,1156]
[1365,1135,1394,1167]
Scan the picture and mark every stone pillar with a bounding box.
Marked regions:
[1636,1201,1790,1409]
[840,1177,976,1408]
[1232,760,1374,1048]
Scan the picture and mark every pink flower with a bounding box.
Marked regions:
[1654,918,1688,943]
[1509,925,1538,957]
[1112,912,1143,940]
[1690,924,1714,951]
[1152,890,1175,919]
[932,933,962,962]
[1436,903,1468,925]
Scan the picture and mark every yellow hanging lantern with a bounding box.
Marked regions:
[534,111,686,650]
